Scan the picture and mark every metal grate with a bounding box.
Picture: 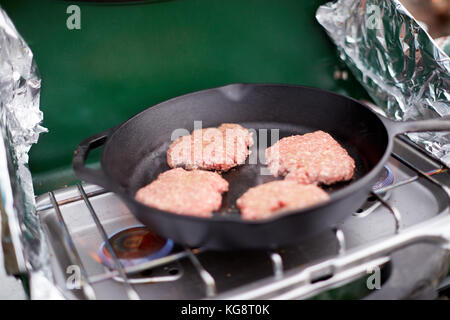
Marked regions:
[44,139,450,300]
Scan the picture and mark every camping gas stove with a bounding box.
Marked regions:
[34,136,450,300]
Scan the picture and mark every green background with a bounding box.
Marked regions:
[1,0,368,194]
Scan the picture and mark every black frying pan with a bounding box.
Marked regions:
[73,84,450,250]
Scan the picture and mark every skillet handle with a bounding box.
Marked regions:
[72,128,114,188]
[382,115,450,136]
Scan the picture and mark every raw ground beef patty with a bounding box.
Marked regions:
[237,180,330,220]
[135,168,229,217]
[167,123,254,171]
[265,130,355,185]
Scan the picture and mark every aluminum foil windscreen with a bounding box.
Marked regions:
[316,0,450,165]
[0,6,49,278]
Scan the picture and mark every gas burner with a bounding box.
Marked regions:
[372,166,394,191]
[99,225,174,270]
[354,166,394,217]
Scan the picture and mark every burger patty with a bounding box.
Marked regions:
[237,180,330,220]
[135,168,229,217]
[167,123,254,171]
[265,130,355,185]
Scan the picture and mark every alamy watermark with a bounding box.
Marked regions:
[366,266,381,290]
[66,5,81,30]
[170,121,279,175]
[366,4,382,30]
[66,265,81,290]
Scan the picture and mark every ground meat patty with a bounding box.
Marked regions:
[135,168,229,217]
[237,181,330,220]
[167,123,254,171]
[265,131,355,185]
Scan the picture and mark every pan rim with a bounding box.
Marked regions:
[101,82,392,225]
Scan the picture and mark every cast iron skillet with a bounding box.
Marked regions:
[72,84,450,250]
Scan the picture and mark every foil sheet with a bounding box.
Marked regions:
[0,5,49,282]
[316,0,450,165]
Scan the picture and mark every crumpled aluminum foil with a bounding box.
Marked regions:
[0,5,49,281]
[316,0,450,165]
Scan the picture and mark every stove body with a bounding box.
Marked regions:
[35,137,450,299]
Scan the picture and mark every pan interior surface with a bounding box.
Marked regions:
[126,121,368,217]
